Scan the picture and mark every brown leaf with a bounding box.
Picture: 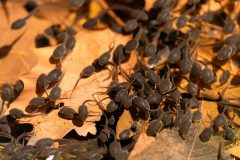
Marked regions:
[5,28,131,144]
[144,0,156,11]
[144,0,188,12]
[129,133,155,158]
[199,0,229,14]
[33,1,70,23]
[130,125,231,160]
[116,109,134,140]
[201,101,219,127]
[0,51,38,85]
[0,1,52,53]
[228,146,240,158]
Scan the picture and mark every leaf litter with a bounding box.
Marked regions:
[130,124,231,160]
[6,28,131,144]
[0,0,240,159]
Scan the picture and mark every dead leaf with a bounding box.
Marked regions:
[201,101,219,126]
[145,0,156,11]
[0,51,38,85]
[0,2,53,53]
[34,1,70,23]
[144,0,188,12]
[89,1,102,18]
[0,1,63,87]
[116,109,134,140]
[199,0,229,14]
[129,133,155,158]
[130,125,231,160]
[228,146,240,158]
[3,28,132,144]
[172,0,188,12]
[1,0,239,158]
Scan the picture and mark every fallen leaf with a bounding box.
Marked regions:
[227,146,240,158]
[130,125,231,160]
[199,0,229,14]
[0,51,38,85]
[201,101,219,127]
[144,0,156,11]
[34,1,70,23]
[129,133,155,158]
[144,0,188,12]
[179,39,240,126]
[74,122,97,137]
[5,28,131,144]
[172,0,188,12]
[0,2,63,90]
[116,109,134,140]
[0,1,53,53]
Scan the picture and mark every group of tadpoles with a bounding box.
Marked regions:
[1,0,240,159]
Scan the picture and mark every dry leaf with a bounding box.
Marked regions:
[1,1,240,158]
[144,0,188,12]
[0,0,133,145]
[34,1,70,23]
[201,101,219,126]
[129,133,155,158]
[172,0,188,12]
[228,146,240,158]
[116,109,134,140]
[0,0,61,87]
[0,51,38,85]
[199,0,229,14]
[0,2,52,53]
[5,28,131,144]
[130,125,231,160]
[144,0,156,11]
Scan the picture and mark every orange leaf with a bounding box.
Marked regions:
[129,133,155,158]
[5,28,131,144]
[116,109,134,140]
[228,146,240,158]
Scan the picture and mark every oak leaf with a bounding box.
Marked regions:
[4,28,131,144]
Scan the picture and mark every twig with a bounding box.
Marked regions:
[95,0,125,27]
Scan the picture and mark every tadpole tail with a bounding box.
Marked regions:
[25,6,39,20]
[11,31,26,46]
[0,131,16,141]
[112,65,119,82]
[136,56,149,70]
[92,94,105,112]
[81,99,96,106]
[119,65,131,81]
[44,90,49,97]
[70,77,81,98]
[25,113,42,118]
[1,0,9,23]
[102,67,112,82]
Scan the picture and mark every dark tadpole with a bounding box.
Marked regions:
[0,32,25,59]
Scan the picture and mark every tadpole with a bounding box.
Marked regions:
[70,65,95,97]
[0,32,25,58]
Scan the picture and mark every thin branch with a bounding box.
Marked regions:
[95,0,125,27]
